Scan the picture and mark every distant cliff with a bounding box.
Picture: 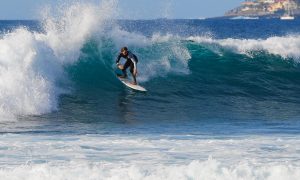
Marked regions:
[225,0,300,18]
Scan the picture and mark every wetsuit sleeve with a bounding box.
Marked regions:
[116,53,122,64]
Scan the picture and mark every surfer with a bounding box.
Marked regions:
[116,47,138,85]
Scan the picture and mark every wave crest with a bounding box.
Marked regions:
[188,35,300,60]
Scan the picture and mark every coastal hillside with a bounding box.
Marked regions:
[225,0,300,18]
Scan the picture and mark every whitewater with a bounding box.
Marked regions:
[0,1,300,180]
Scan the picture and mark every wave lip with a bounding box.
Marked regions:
[187,35,300,60]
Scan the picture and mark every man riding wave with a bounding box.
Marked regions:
[116,47,138,85]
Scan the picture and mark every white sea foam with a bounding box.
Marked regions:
[0,28,61,118]
[0,134,300,180]
[188,35,300,60]
[0,159,299,180]
[0,2,117,119]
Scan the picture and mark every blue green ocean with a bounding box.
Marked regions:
[0,2,300,180]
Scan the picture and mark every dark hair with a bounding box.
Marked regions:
[121,47,128,52]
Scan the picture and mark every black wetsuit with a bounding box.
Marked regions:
[116,51,138,77]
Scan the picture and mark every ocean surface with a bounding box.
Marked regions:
[1,3,300,180]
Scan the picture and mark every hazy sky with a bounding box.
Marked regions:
[0,0,244,20]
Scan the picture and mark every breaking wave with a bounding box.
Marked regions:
[0,1,300,120]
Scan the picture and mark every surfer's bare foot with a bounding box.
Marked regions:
[131,82,137,85]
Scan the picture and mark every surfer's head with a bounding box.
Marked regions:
[121,47,128,56]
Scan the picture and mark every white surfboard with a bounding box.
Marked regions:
[117,76,147,92]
